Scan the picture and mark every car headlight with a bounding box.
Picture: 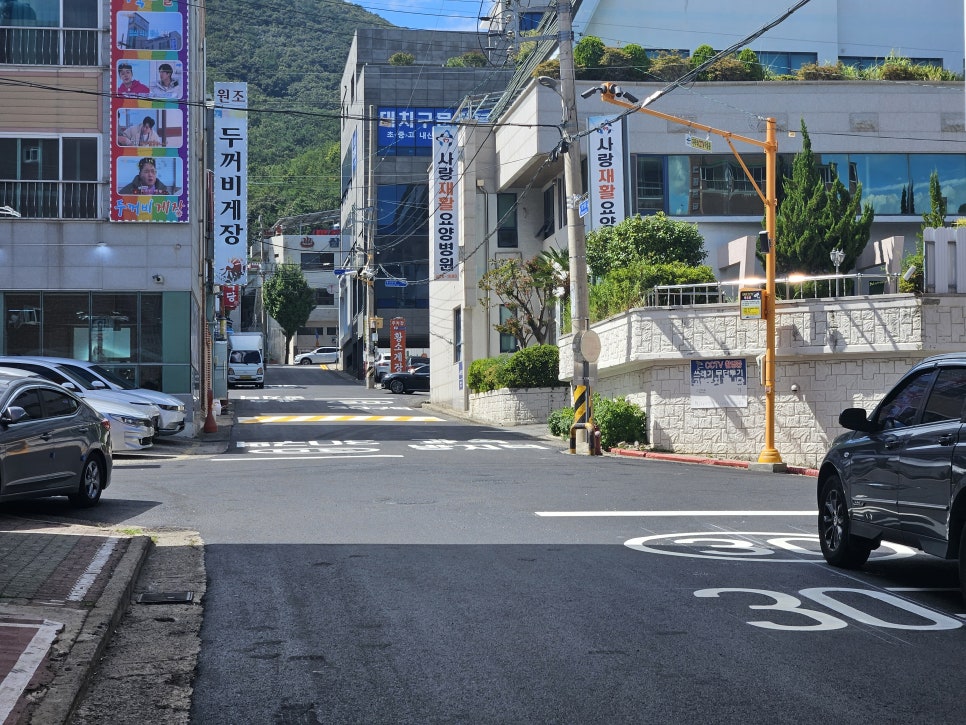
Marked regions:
[109,413,150,426]
[158,403,184,412]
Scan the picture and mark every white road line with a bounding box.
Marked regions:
[67,537,119,601]
[214,454,404,461]
[535,510,816,517]
[0,619,63,722]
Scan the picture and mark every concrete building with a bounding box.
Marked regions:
[0,0,210,431]
[339,28,514,377]
[427,1,966,412]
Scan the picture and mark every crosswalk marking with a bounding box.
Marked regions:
[239,414,445,423]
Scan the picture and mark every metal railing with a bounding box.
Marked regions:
[0,27,99,66]
[0,181,100,219]
[647,273,900,307]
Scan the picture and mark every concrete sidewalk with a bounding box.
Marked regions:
[0,408,233,725]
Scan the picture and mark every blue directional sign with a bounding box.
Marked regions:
[578,197,590,218]
[384,279,408,287]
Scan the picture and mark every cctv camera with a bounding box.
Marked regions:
[152,274,164,283]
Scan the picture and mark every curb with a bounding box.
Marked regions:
[607,447,819,477]
[29,536,152,725]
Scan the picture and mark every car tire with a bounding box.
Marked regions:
[818,474,872,569]
[69,455,104,508]
[959,520,966,603]
[390,379,406,394]
[299,358,312,365]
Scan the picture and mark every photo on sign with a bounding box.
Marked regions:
[115,11,183,51]
[116,108,184,149]
[116,156,182,196]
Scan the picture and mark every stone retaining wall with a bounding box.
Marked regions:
[468,386,569,427]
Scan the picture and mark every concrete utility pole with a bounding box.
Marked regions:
[556,1,598,454]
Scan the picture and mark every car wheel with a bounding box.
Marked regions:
[818,474,872,568]
[299,358,312,365]
[390,379,406,394]
[69,455,104,508]
[959,520,966,603]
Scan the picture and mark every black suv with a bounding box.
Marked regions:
[818,353,966,600]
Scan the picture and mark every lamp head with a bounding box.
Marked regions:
[537,76,559,90]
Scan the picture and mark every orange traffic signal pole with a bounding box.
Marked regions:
[598,84,783,465]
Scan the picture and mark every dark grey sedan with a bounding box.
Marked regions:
[817,353,966,600]
[0,368,112,507]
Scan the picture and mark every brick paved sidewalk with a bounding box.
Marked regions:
[0,518,150,724]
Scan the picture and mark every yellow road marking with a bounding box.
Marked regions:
[240,414,445,423]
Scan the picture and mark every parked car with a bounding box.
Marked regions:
[0,368,112,507]
[0,358,160,452]
[817,353,966,601]
[407,355,429,372]
[382,364,430,394]
[294,347,339,365]
[11,356,185,435]
[373,352,393,383]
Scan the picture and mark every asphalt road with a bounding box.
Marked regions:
[72,367,966,722]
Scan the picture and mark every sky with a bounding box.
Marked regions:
[352,0,486,32]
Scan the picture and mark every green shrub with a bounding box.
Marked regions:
[467,355,509,393]
[501,344,562,388]
[648,52,690,81]
[592,394,647,449]
[547,406,574,437]
[532,58,559,78]
[445,51,487,68]
[589,260,717,321]
[388,52,415,66]
[796,62,844,80]
[573,35,605,71]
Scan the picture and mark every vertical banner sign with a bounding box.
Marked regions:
[430,125,460,281]
[213,83,249,286]
[389,317,407,375]
[690,359,748,409]
[111,0,189,222]
[588,116,625,230]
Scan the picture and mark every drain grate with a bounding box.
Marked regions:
[136,591,194,604]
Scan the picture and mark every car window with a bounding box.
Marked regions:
[920,367,966,424]
[40,388,79,417]
[11,388,44,419]
[876,370,935,428]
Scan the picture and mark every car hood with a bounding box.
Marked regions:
[79,393,157,420]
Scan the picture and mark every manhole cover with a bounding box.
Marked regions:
[137,591,194,604]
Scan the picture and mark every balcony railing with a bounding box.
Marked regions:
[647,273,901,307]
[0,27,99,66]
[0,181,100,219]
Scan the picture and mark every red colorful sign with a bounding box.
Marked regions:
[389,317,407,375]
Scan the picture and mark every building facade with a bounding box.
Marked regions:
[0,0,209,430]
[339,28,514,377]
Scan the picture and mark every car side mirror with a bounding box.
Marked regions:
[839,407,879,433]
[0,406,29,426]
[90,380,107,389]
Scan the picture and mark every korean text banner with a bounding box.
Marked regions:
[110,0,188,223]
[690,358,748,409]
[213,82,249,287]
[587,116,625,230]
[430,125,459,281]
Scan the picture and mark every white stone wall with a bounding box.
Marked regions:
[561,295,966,469]
[468,387,570,427]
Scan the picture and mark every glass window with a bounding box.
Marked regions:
[40,387,78,417]
[314,288,334,306]
[910,155,966,216]
[91,293,137,363]
[300,252,334,270]
[42,292,89,358]
[921,367,966,424]
[453,307,462,362]
[757,51,817,76]
[634,156,664,214]
[0,0,99,65]
[13,388,43,419]
[541,185,555,238]
[0,136,98,218]
[850,154,908,215]
[4,292,41,354]
[876,370,935,428]
[496,193,517,248]
[498,305,516,353]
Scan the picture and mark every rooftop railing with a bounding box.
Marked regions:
[0,27,99,66]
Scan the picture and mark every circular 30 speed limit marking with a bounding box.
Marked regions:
[623,531,917,562]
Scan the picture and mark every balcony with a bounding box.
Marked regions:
[0,181,100,219]
[0,27,99,66]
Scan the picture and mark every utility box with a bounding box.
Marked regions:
[213,339,228,399]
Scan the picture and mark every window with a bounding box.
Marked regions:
[0,0,100,66]
[840,56,942,71]
[877,370,935,428]
[757,51,817,75]
[634,156,664,214]
[300,252,334,271]
[453,307,462,362]
[540,185,555,239]
[921,368,966,424]
[12,388,43,419]
[496,193,518,248]
[40,387,78,417]
[499,305,516,353]
[314,288,335,306]
[0,136,99,218]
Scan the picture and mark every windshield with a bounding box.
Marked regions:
[51,364,100,391]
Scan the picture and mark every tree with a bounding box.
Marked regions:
[901,170,946,292]
[262,264,315,364]
[585,212,706,278]
[478,255,558,348]
[573,35,605,74]
[772,120,874,276]
[388,52,415,66]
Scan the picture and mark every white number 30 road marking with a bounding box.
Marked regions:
[694,587,962,631]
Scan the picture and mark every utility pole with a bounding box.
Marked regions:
[364,105,377,388]
[557,1,597,454]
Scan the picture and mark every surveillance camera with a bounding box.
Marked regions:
[152,274,164,283]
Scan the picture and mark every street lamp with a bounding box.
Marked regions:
[830,248,845,297]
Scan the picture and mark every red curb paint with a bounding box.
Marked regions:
[607,447,818,476]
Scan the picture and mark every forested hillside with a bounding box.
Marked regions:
[206,0,392,227]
